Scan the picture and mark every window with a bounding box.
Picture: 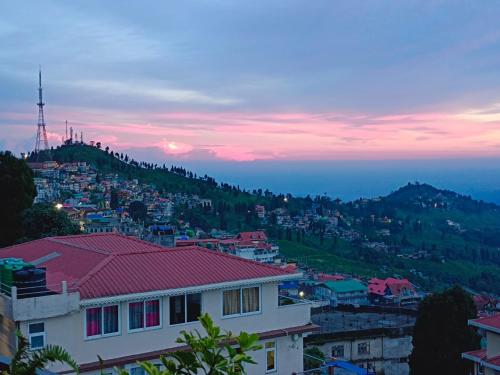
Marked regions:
[128,299,161,331]
[169,293,202,325]
[265,341,276,372]
[332,344,344,358]
[358,342,370,355]
[129,367,144,375]
[86,304,120,338]
[223,286,260,316]
[29,322,45,349]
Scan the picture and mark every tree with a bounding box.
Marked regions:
[0,151,36,246]
[304,347,325,371]
[128,201,148,222]
[110,189,119,210]
[409,286,480,375]
[8,331,78,375]
[113,314,260,375]
[18,203,80,242]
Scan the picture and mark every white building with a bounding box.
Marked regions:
[0,233,315,374]
[463,314,500,375]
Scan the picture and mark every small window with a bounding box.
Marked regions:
[29,322,45,349]
[358,342,370,355]
[332,344,344,358]
[86,304,120,338]
[265,341,276,372]
[129,367,144,375]
[223,286,260,316]
[128,299,161,331]
[169,293,202,325]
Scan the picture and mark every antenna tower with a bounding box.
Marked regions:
[34,67,50,159]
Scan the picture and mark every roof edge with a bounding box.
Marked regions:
[80,273,302,306]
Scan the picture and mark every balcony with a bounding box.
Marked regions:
[0,281,80,321]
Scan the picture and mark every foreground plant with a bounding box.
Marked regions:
[7,332,78,375]
[115,313,262,375]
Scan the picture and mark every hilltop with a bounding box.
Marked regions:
[29,145,500,294]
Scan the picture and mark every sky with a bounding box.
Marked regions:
[2,1,500,199]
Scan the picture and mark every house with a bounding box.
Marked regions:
[0,233,315,375]
[307,307,416,375]
[368,278,422,306]
[463,314,500,375]
[314,280,368,307]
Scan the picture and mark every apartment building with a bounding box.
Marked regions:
[0,233,315,374]
[463,314,500,375]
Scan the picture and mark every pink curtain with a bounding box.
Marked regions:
[86,307,102,336]
[145,300,160,327]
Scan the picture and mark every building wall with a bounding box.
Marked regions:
[19,282,309,375]
[486,331,500,358]
[313,335,412,375]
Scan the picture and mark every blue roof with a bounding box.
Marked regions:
[323,360,375,375]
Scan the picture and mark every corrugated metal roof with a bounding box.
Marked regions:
[0,233,295,300]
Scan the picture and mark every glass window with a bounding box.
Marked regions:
[170,293,202,325]
[170,295,185,325]
[129,302,145,330]
[223,289,241,316]
[28,322,45,350]
[86,307,102,337]
[86,305,119,337]
[145,300,160,328]
[223,287,260,316]
[265,341,276,372]
[103,305,119,334]
[187,293,201,322]
[242,287,259,313]
[358,342,370,355]
[129,367,144,375]
[332,344,344,358]
[129,299,161,331]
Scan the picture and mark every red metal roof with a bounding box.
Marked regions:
[470,314,500,331]
[463,349,487,362]
[236,231,268,242]
[0,233,296,300]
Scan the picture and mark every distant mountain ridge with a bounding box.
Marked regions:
[385,182,499,212]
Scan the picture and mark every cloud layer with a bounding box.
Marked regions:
[1,1,500,161]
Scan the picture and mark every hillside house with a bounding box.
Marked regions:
[463,314,500,375]
[314,280,369,307]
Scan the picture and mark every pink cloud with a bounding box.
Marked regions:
[3,105,500,161]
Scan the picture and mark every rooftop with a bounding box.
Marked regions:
[320,279,367,293]
[469,314,500,333]
[0,233,297,301]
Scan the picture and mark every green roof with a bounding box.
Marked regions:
[321,279,367,293]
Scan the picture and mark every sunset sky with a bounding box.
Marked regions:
[2,1,500,162]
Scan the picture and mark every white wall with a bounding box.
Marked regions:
[19,281,310,375]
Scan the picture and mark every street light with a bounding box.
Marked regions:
[55,203,63,210]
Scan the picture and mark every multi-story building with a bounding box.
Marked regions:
[307,308,416,375]
[0,233,315,374]
[463,314,500,375]
[314,280,369,307]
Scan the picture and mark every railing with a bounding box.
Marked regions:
[278,294,312,307]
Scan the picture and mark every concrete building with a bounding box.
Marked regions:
[306,308,416,375]
[0,233,315,375]
[463,314,500,375]
[314,280,369,307]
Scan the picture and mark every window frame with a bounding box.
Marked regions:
[222,285,261,318]
[265,340,277,373]
[28,322,45,350]
[84,304,121,340]
[357,341,370,355]
[331,344,345,358]
[169,293,203,326]
[127,298,162,333]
